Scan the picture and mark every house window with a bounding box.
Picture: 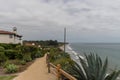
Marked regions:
[9,34,13,38]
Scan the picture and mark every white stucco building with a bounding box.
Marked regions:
[0,27,22,44]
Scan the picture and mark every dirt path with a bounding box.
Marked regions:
[14,55,57,80]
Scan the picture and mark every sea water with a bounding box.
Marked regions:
[66,43,120,70]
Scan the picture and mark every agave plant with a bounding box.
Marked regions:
[68,53,120,80]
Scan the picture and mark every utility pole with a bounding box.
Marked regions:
[64,28,66,53]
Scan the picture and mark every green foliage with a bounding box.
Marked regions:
[49,48,73,71]
[0,42,45,74]
[47,40,58,46]
[19,60,26,65]
[0,43,18,49]
[15,53,23,60]
[15,45,22,53]
[16,46,42,59]
[0,52,7,65]
[53,57,74,71]
[0,46,5,52]
[5,64,18,73]
[3,60,26,67]
[0,47,6,65]
[41,49,48,55]
[22,46,31,53]
[49,48,70,62]
[0,75,16,80]
[3,61,11,68]
[5,50,18,59]
[68,53,120,80]
[21,46,38,54]
[23,54,32,62]
[35,50,43,57]
[24,40,59,47]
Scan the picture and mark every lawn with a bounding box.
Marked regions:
[0,75,16,80]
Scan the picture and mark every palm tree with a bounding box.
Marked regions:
[68,53,120,80]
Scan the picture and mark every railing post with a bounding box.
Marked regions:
[57,64,61,80]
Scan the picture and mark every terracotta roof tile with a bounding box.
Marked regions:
[0,30,15,34]
[0,30,22,37]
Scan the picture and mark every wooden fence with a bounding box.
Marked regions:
[46,53,77,80]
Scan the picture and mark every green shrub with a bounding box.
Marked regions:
[15,53,23,60]
[5,50,18,59]
[19,60,26,65]
[0,46,5,52]
[21,46,37,53]
[23,54,32,62]
[31,50,43,59]
[31,51,37,60]
[37,50,45,57]
[53,57,74,71]
[0,43,18,49]
[0,52,7,66]
[35,51,42,58]
[15,45,24,53]
[49,48,70,62]
[5,64,18,73]
[29,46,38,52]
[3,61,11,68]
[49,48,58,62]
[0,44,12,49]
[12,60,26,65]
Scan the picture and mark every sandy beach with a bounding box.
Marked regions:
[14,54,56,80]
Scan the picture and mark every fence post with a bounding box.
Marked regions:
[57,64,61,80]
[46,53,50,73]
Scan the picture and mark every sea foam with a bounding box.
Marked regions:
[66,44,84,61]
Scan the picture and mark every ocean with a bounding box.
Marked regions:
[66,43,120,70]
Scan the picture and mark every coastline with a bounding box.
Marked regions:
[59,44,84,63]
[61,44,120,80]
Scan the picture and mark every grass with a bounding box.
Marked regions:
[0,75,16,80]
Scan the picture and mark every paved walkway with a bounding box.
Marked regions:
[14,55,57,80]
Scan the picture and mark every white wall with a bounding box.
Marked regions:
[0,34,22,44]
[14,36,22,44]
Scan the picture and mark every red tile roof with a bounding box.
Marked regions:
[0,30,22,37]
[0,30,15,34]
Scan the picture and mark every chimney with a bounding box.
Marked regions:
[13,27,17,34]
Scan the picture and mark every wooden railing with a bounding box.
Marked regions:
[46,53,77,80]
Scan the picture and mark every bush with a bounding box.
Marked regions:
[49,48,59,62]
[0,52,7,66]
[38,50,45,57]
[31,50,43,59]
[0,46,5,52]
[12,60,26,65]
[23,54,32,62]
[21,46,38,53]
[0,43,18,49]
[15,53,23,60]
[31,51,37,60]
[49,48,70,62]
[3,61,11,68]
[5,50,18,59]
[19,60,26,65]
[53,57,74,71]
[5,64,18,73]
[35,50,42,58]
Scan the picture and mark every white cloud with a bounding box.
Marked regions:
[0,0,120,42]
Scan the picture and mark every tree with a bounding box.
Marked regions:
[69,53,120,80]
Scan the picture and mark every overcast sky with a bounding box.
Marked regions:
[0,0,120,42]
